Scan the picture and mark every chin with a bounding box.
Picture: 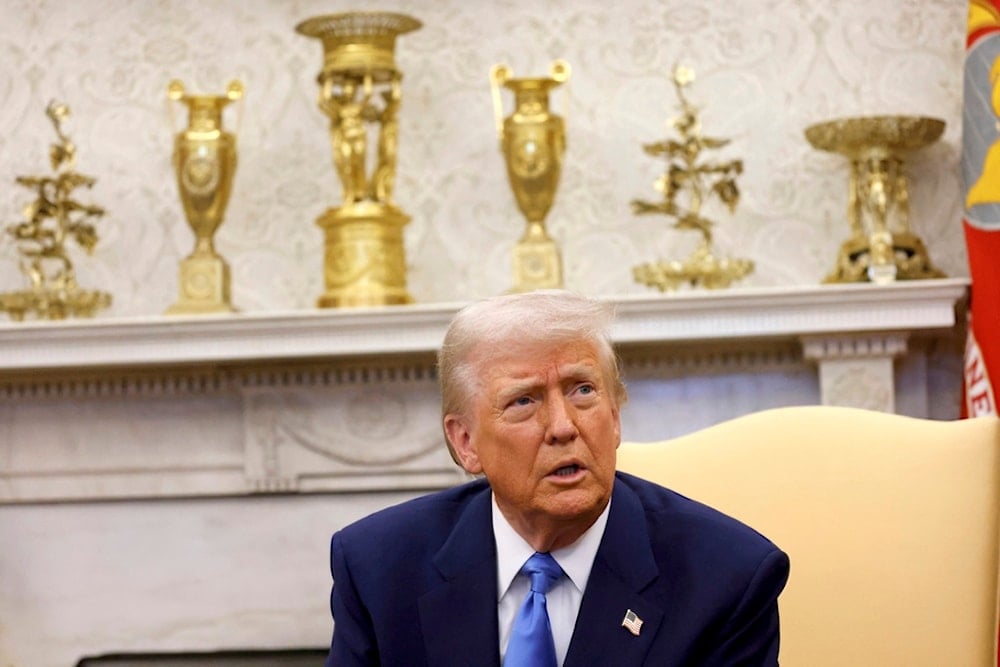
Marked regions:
[543,490,608,522]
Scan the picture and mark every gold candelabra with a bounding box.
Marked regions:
[805,115,946,283]
[631,65,753,291]
[296,11,421,307]
[0,101,111,320]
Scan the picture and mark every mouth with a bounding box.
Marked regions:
[548,463,585,481]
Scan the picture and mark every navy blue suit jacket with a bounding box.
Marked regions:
[324,472,789,666]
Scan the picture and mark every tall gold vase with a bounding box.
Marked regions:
[165,79,243,315]
[490,60,570,292]
[296,12,420,308]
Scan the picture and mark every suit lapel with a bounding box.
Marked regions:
[565,478,665,666]
[418,486,501,667]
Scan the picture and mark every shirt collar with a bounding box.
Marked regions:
[493,490,612,599]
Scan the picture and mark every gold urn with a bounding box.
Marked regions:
[805,115,946,284]
[296,12,421,308]
[490,60,571,292]
[165,79,243,315]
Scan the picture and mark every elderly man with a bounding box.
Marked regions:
[324,290,789,666]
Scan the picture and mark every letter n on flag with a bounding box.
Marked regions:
[963,0,1000,418]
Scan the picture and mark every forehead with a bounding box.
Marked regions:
[473,339,604,383]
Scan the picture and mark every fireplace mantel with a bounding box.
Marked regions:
[0,279,968,505]
[0,279,966,373]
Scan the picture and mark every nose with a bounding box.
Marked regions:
[545,394,579,445]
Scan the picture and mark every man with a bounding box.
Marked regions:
[324,290,789,666]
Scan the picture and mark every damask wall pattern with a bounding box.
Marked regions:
[0,0,968,315]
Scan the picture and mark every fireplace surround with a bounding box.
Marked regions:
[0,280,967,666]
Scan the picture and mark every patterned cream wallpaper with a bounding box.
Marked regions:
[0,0,968,315]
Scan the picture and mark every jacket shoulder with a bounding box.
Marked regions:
[334,478,489,553]
[615,471,783,556]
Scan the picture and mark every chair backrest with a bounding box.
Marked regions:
[616,405,1000,666]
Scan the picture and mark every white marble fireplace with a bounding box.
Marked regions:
[0,279,967,666]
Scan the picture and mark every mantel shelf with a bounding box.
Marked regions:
[0,279,968,373]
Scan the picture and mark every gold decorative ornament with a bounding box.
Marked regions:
[296,12,420,308]
[631,65,753,292]
[165,79,243,315]
[490,59,570,293]
[805,115,946,284]
[0,101,111,321]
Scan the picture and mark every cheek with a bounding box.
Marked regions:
[492,439,532,468]
[588,414,621,460]
[484,429,541,472]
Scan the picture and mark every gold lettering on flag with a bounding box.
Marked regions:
[965,329,997,416]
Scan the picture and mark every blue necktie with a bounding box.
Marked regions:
[504,552,563,667]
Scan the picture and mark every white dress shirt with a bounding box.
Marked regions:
[493,493,612,666]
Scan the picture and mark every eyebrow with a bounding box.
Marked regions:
[559,363,601,382]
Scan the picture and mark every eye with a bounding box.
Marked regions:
[569,383,601,404]
[511,395,533,407]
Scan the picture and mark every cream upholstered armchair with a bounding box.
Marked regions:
[616,405,1000,666]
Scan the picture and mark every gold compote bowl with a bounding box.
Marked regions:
[804,115,946,283]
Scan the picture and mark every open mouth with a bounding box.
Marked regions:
[552,464,581,478]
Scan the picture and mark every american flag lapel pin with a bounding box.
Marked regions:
[621,609,643,636]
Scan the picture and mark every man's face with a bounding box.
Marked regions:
[444,339,621,545]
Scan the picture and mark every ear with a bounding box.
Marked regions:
[444,414,482,474]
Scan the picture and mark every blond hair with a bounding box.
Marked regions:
[437,290,627,458]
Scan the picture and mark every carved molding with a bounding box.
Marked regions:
[816,358,896,412]
[0,280,967,397]
[801,333,911,409]
[801,333,909,360]
[0,360,441,402]
[624,341,804,377]
[242,384,464,494]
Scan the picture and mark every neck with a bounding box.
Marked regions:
[498,501,607,553]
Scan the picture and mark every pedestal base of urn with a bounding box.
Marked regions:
[511,231,563,293]
[823,230,946,284]
[165,253,236,315]
[316,202,413,308]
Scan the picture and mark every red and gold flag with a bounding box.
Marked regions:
[963,0,1000,417]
